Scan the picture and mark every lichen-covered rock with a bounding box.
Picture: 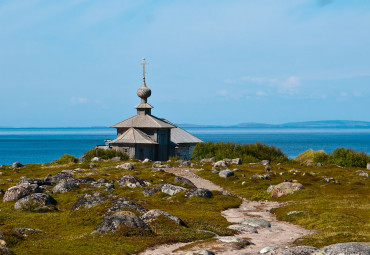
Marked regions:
[105,197,148,216]
[116,175,146,188]
[250,174,269,180]
[11,162,23,169]
[356,170,369,178]
[70,192,107,212]
[267,185,275,193]
[92,211,151,234]
[116,163,134,170]
[142,188,160,197]
[50,171,75,184]
[219,170,234,178]
[18,176,51,186]
[76,177,96,184]
[3,183,42,202]
[240,217,271,228]
[14,193,57,211]
[152,161,162,168]
[90,178,113,188]
[314,242,370,255]
[214,160,227,168]
[141,209,186,226]
[160,184,187,196]
[52,179,78,193]
[268,246,318,255]
[174,176,196,188]
[271,182,305,198]
[177,160,192,167]
[185,188,213,198]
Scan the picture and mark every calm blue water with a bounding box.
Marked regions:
[0,127,369,165]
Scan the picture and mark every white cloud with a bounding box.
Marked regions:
[70,96,88,105]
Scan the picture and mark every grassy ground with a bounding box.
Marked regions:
[196,162,370,248]
[0,161,240,254]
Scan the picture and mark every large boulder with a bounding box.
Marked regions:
[219,170,234,178]
[174,176,196,188]
[185,188,213,198]
[105,197,148,216]
[314,242,370,255]
[116,163,134,170]
[214,160,227,168]
[52,179,78,193]
[3,183,42,202]
[271,182,305,198]
[14,193,57,211]
[70,192,107,212]
[116,175,146,188]
[141,209,186,226]
[160,184,187,196]
[50,170,75,184]
[92,211,151,234]
[11,162,23,169]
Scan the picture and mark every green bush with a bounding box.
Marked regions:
[192,142,288,163]
[317,148,370,168]
[83,148,129,161]
[51,154,78,164]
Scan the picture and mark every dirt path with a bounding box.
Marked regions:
[139,168,312,255]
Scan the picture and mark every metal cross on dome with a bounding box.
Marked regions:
[140,58,148,80]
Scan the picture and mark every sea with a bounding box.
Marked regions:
[0,127,370,165]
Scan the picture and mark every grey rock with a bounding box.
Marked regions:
[18,176,51,186]
[141,209,186,226]
[91,157,100,162]
[267,185,275,193]
[185,188,213,198]
[260,160,270,166]
[174,176,196,188]
[315,242,370,255]
[200,157,216,164]
[264,166,271,172]
[231,158,242,165]
[111,157,121,161]
[89,163,96,169]
[3,183,42,202]
[250,174,269,180]
[219,170,234,178]
[116,163,134,170]
[260,246,277,254]
[142,158,151,163]
[214,160,227,168]
[161,184,187,195]
[70,192,107,212]
[50,171,75,184]
[105,197,148,216]
[216,236,250,243]
[92,211,151,234]
[12,162,23,169]
[14,193,57,211]
[186,250,215,255]
[356,170,369,178]
[116,175,146,188]
[228,224,258,233]
[151,168,164,172]
[52,179,78,193]
[90,178,113,188]
[152,161,162,168]
[286,210,307,216]
[271,182,305,198]
[77,177,95,184]
[142,188,160,197]
[240,217,271,228]
[316,162,323,166]
[178,160,192,167]
[268,246,318,255]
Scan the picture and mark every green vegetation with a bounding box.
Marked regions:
[192,141,289,163]
[83,148,129,162]
[197,161,370,247]
[295,148,370,168]
[51,154,79,165]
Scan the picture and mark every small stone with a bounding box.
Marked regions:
[174,176,196,188]
[14,193,57,211]
[186,250,215,255]
[116,175,145,188]
[260,246,277,254]
[260,160,270,166]
[212,169,219,174]
[316,162,323,166]
[271,182,304,198]
[116,163,134,170]
[12,162,23,169]
[231,158,242,165]
[52,179,78,193]
[286,210,307,216]
[367,163,370,170]
[228,224,258,233]
[141,209,185,226]
[185,188,213,198]
[356,170,369,178]
[219,170,234,178]
[70,192,107,212]
[264,166,271,172]
[240,217,271,228]
[214,160,227,168]
[142,158,151,163]
[89,163,96,169]
[91,157,100,162]
[161,184,187,195]
[142,188,160,197]
[216,236,250,244]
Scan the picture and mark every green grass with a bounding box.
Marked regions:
[196,162,370,248]
[0,161,241,254]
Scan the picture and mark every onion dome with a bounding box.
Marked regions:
[137,80,151,100]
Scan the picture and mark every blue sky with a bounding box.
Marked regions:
[1,0,370,127]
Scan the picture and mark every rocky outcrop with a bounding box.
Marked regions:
[116,175,146,188]
[219,170,234,178]
[50,170,75,184]
[141,209,186,226]
[14,193,57,211]
[105,197,148,216]
[271,182,305,198]
[18,176,50,186]
[3,183,42,202]
[314,242,370,255]
[160,184,187,196]
[70,192,107,212]
[142,188,160,197]
[185,188,213,198]
[116,163,134,170]
[174,176,196,188]
[92,211,151,234]
[52,179,78,193]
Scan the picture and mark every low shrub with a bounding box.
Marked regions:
[192,142,289,163]
[313,148,370,168]
[83,148,129,161]
[295,149,327,164]
[51,154,78,164]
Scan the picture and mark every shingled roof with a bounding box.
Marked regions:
[110,128,157,144]
[110,114,176,129]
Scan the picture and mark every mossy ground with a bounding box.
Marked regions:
[196,162,370,248]
[0,162,240,254]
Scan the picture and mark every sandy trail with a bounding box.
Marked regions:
[139,168,312,255]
